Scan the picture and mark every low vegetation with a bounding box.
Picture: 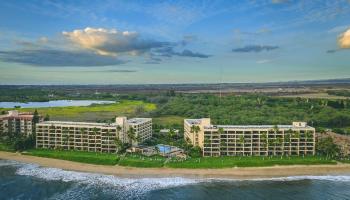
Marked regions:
[23,149,119,165]
[166,156,336,168]
[0,100,156,122]
[118,154,165,168]
[17,149,337,168]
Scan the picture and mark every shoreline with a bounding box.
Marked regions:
[1,151,350,179]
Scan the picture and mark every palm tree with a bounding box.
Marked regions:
[272,125,280,155]
[168,128,176,139]
[261,132,268,148]
[305,131,313,142]
[114,137,123,153]
[204,137,210,147]
[92,127,98,151]
[154,145,160,154]
[238,135,245,155]
[284,129,292,155]
[127,127,136,145]
[293,131,301,155]
[276,137,283,155]
[116,125,122,134]
[190,125,201,145]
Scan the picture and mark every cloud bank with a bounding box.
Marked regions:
[0,27,211,67]
[63,27,170,56]
[338,28,350,49]
[153,47,210,58]
[0,50,126,67]
[232,45,279,53]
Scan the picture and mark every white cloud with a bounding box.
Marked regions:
[256,59,272,64]
[338,28,350,49]
[328,25,349,34]
[62,27,167,56]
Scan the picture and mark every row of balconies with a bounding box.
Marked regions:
[36,145,117,153]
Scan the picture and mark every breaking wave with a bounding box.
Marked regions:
[1,159,350,199]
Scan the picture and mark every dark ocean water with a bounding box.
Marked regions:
[1,159,350,200]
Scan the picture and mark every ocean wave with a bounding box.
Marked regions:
[208,175,350,183]
[15,162,199,197]
[258,175,350,182]
[4,159,350,191]
[0,159,22,167]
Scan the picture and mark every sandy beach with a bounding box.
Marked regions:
[1,151,350,179]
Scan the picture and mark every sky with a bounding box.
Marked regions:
[0,0,349,85]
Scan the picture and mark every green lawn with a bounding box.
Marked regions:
[118,154,166,168]
[19,149,337,168]
[165,156,336,168]
[23,149,119,165]
[0,142,15,152]
[339,159,350,164]
[0,100,156,121]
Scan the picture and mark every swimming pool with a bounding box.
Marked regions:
[156,144,172,154]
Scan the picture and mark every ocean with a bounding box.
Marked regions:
[1,159,350,200]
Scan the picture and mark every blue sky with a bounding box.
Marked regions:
[0,0,349,84]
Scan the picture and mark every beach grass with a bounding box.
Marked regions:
[23,149,119,165]
[118,154,166,168]
[165,156,337,168]
[0,100,156,122]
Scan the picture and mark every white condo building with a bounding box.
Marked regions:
[36,117,152,153]
[184,118,315,157]
[0,110,42,136]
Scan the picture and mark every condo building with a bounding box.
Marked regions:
[184,118,315,157]
[0,110,41,136]
[36,117,152,153]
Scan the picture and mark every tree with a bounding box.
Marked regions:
[116,125,122,140]
[114,138,123,153]
[33,109,40,124]
[317,137,340,159]
[261,132,268,148]
[189,146,202,158]
[154,145,160,154]
[127,127,136,144]
[44,114,50,121]
[168,128,176,139]
[190,125,201,136]
[218,127,224,135]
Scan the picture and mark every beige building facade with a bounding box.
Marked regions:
[0,110,41,136]
[184,118,316,157]
[36,117,152,153]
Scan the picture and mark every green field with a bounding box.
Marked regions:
[165,156,336,168]
[23,149,119,165]
[0,100,156,121]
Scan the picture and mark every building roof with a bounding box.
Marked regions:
[37,121,117,127]
[127,118,151,125]
[0,110,34,120]
[205,125,314,130]
[184,119,202,125]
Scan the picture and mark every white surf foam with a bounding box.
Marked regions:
[207,175,350,183]
[15,163,199,191]
[0,159,22,167]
